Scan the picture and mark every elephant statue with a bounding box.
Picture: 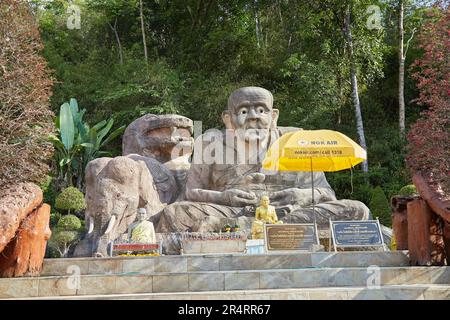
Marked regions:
[74,156,164,257]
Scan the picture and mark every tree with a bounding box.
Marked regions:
[407,6,449,194]
[140,0,148,62]
[48,214,83,257]
[370,186,392,226]
[0,0,54,190]
[398,0,419,136]
[344,3,369,172]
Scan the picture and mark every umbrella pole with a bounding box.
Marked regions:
[311,158,318,244]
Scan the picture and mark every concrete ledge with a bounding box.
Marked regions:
[6,285,450,300]
[1,266,449,299]
[41,251,410,276]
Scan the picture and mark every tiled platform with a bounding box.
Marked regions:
[11,285,450,300]
[1,251,449,300]
[1,266,449,299]
[40,251,411,276]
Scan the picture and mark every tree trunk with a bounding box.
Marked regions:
[344,5,368,172]
[139,0,148,62]
[109,19,123,65]
[398,0,405,136]
[255,0,261,48]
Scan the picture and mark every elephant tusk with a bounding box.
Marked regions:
[104,215,116,235]
[87,217,94,234]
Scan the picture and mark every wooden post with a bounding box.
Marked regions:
[407,199,432,265]
[444,221,450,265]
[429,213,446,266]
[391,196,414,250]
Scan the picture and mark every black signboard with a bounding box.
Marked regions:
[265,224,318,251]
[331,220,383,247]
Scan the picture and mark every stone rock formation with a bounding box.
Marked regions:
[0,183,44,253]
[0,183,51,277]
[123,114,195,202]
[155,87,370,253]
[0,204,51,277]
[123,114,194,164]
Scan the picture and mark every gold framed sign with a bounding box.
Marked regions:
[264,223,319,252]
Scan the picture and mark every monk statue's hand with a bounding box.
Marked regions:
[269,188,312,207]
[221,189,258,207]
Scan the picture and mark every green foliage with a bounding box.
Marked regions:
[48,214,83,258]
[48,229,81,258]
[55,187,86,213]
[369,186,392,227]
[50,211,62,228]
[50,98,125,189]
[57,214,82,231]
[32,0,439,208]
[39,175,58,207]
[398,184,418,196]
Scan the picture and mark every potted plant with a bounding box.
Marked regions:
[223,224,231,232]
[232,224,240,232]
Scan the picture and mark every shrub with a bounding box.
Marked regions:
[49,211,62,228]
[398,184,418,196]
[0,0,54,190]
[57,214,82,231]
[369,186,392,227]
[48,230,81,258]
[55,187,86,214]
[48,214,83,257]
[40,175,58,207]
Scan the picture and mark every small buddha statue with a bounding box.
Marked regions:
[127,208,156,243]
[251,195,283,239]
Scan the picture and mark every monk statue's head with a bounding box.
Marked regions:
[260,195,270,208]
[137,208,148,222]
[222,87,279,143]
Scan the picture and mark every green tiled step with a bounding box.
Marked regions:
[1,266,449,299]
[41,251,410,276]
[10,285,450,300]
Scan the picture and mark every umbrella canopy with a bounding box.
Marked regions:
[262,129,366,172]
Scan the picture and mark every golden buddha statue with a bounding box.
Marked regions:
[251,195,283,239]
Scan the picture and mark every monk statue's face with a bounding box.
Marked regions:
[137,209,148,222]
[222,87,279,143]
[260,196,270,208]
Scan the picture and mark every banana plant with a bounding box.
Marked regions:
[50,98,125,189]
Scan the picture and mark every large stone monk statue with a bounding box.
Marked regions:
[155,87,369,251]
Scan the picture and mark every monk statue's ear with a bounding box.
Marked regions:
[222,111,234,129]
[271,108,279,128]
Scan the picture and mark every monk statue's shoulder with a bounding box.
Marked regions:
[278,126,302,136]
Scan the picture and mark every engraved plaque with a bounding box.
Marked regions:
[331,221,383,247]
[265,224,318,251]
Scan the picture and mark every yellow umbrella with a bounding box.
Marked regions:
[262,129,366,172]
[262,129,367,229]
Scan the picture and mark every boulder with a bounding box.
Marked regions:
[0,204,51,277]
[0,183,43,253]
